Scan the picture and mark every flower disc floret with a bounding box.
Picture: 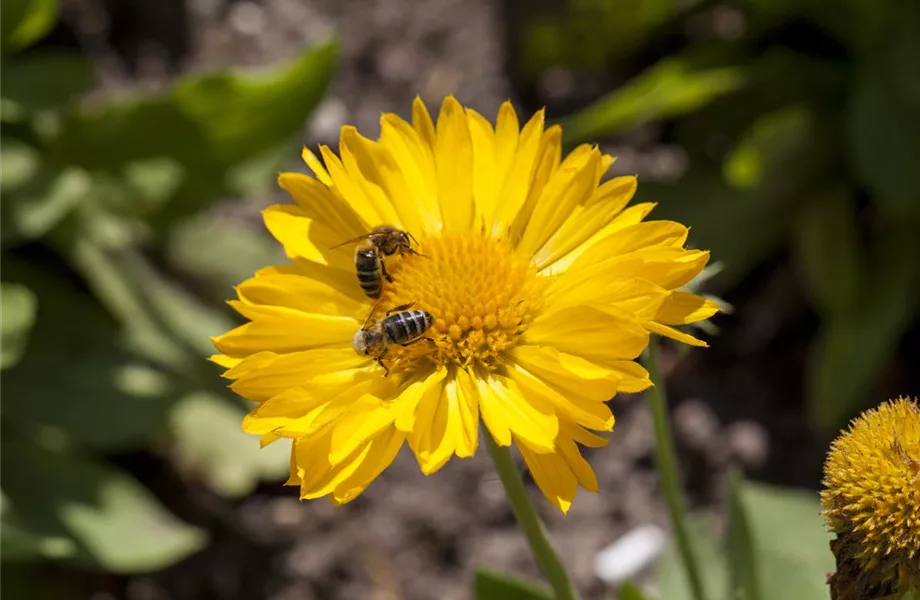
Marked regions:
[822,396,920,592]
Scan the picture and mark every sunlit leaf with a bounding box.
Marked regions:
[1,437,206,573]
[618,581,652,600]
[657,516,728,600]
[1,260,177,449]
[474,570,553,600]
[1,168,92,246]
[1,505,76,561]
[560,56,745,144]
[727,470,762,600]
[0,0,58,49]
[165,214,285,304]
[0,0,30,45]
[1,51,93,110]
[723,105,815,191]
[0,282,36,369]
[736,481,834,600]
[0,137,39,193]
[169,392,289,497]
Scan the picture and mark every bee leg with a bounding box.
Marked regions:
[386,301,416,315]
[376,349,390,376]
[380,260,394,283]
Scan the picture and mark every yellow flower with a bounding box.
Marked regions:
[211,97,718,512]
[821,397,920,594]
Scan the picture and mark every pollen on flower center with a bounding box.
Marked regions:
[372,232,545,373]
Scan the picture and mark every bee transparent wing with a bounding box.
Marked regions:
[328,233,373,250]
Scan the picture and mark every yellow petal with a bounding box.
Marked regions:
[466,108,501,226]
[569,247,711,291]
[242,387,334,437]
[293,431,369,500]
[394,368,449,432]
[301,146,332,186]
[329,395,397,464]
[605,360,652,393]
[508,125,563,243]
[261,205,354,272]
[517,441,577,513]
[534,175,637,270]
[547,275,669,322]
[516,148,602,255]
[656,291,721,325]
[490,108,545,235]
[210,353,242,369]
[412,96,437,153]
[558,437,599,493]
[227,347,367,402]
[525,305,650,362]
[477,373,558,453]
[408,370,477,474]
[213,311,357,358]
[277,170,366,237]
[319,144,397,227]
[646,320,709,347]
[379,113,441,232]
[331,427,406,504]
[435,96,475,231]
[235,271,363,318]
[508,350,616,432]
[546,201,657,272]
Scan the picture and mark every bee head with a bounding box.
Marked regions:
[352,328,385,356]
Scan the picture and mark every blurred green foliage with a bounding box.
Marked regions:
[1,0,337,582]
[547,0,920,430]
[656,477,835,599]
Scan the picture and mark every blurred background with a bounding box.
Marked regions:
[1,0,919,598]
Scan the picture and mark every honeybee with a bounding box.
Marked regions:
[332,225,420,299]
[353,303,434,375]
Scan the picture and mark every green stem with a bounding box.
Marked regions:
[483,430,579,600]
[645,337,706,600]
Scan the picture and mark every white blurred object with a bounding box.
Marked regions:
[594,524,668,586]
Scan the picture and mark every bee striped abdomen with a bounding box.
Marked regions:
[355,247,383,299]
[383,310,434,345]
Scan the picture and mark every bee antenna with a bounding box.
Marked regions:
[407,231,420,246]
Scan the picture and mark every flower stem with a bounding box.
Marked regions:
[645,337,706,600]
[483,430,579,600]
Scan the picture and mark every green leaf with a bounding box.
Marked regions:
[726,470,761,600]
[735,481,834,600]
[793,187,862,318]
[172,37,338,169]
[169,392,289,497]
[808,224,920,429]
[1,167,92,245]
[848,67,920,220]
[0,282,36,369]
[0,0,30,45]
[1,51,94,110]
[560,56,746,144]
[165,214,286,304]
[0,0,58,48]
[723,105,816,191]
[618,581,652,600]
[474,570,553,600]
[0,137,40,193]
[1,260,177,449]
[657,516,728,600]
[1,494,77,561]
[1,437,206,573]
